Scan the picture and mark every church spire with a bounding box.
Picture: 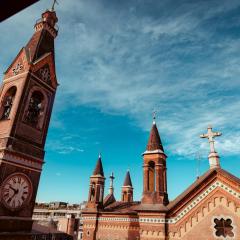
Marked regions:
[123,170,133,187]
[87,154,105,209]
[93,154,104,176]
[122,170,133,202]
[146,115,164,152]
[142,116,168,205]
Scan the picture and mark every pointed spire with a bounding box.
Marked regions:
[93,154,104,176]
[146,121,164,152]
[123,170,132,187]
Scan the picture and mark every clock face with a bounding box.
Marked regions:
[1,173,32,211]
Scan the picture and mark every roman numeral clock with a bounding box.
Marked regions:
[1,173,32,210]
[0,8,59,232]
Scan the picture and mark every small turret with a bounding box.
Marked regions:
[121,170,133,202]
[142,116,169,205]
[87,154,105,209]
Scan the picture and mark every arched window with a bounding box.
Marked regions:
[90,183,95,202]
[122,191,127,202]
[0,86,17,120]
[25,91,44,128]
[148,161,155,192]
[99,185,104,202]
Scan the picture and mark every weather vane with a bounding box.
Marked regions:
[51,0,59,11]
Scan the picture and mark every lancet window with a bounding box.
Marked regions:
[25,91,44,128]
[148,161,155,192]
[0,86,16,120]
[90,183,96,202]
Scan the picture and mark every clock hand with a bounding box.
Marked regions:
[7,188,19,204]
[9,186,18,194]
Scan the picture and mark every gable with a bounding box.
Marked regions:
[168,169,240,216]
[168,195,240,239]
[31,52,58,89]
[167,172,240,239]
[3,48,29,80]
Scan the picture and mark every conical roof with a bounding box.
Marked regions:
[93,154,104,176]
[146,122,164,152]
[123,171,132,187]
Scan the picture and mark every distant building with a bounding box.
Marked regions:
[49,201,68,209]
[33,202,87,240]
[82,121,240,240]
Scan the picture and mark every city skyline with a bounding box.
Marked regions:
[0,0,240,203]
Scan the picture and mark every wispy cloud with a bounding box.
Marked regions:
[46,138,84,155]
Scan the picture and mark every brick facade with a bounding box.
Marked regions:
[82,122,240,240]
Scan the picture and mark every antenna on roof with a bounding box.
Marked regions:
[195,151,203,179]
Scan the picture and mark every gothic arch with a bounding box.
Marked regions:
[23,86,48,129]
[148,161,155,192]
[0,86,17,120]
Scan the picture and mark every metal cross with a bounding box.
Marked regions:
[109,172,115,188]
[200,125,222,153]
[152,110,157,124]
[51,0,59,11]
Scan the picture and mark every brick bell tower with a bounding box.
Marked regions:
[141,116,169,205]
[0,8,58,232]
[121,170,133,202]
[87,154,105,209]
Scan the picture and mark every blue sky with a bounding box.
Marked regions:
[0,0,240,203]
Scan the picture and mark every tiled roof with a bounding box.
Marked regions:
[146,123,164,151]
[93,156,104,176]
[103,193,116,207]
[123,171,132,187]
[104,201,140,213]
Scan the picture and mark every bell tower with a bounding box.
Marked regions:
[141,117,169,205]
[121,170,133,202]
[0,7,58,232]
[87,154,105,209]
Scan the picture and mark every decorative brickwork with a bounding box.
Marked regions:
[82,122,240,240]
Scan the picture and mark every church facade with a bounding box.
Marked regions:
[82,121,240,240]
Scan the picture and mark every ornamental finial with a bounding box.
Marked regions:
[109,172,115,194]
